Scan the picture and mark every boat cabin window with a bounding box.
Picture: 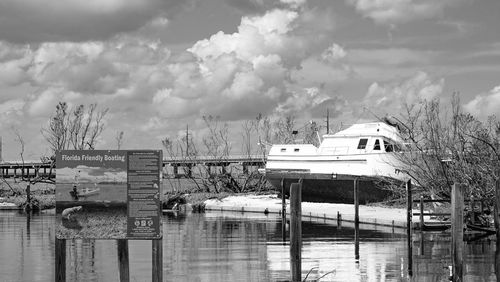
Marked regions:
[373,139,381,150]
[383,139,401,152]
[357,138,368,149]
[280,148,286,152]
[294,148,300,152]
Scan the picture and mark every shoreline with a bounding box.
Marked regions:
[204,194,434,229]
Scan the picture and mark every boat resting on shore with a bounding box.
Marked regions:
[263,121,407,203]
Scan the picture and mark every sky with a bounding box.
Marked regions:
[0,0,499,161]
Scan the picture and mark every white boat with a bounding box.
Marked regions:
[69,185,100,199]
[264,121,407,203]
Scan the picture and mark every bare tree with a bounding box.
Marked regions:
[272,116,296,144]
[115,131,124,150]
[394,94,499,201]
[42,102,109,155]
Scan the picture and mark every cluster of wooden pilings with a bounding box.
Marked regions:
[407,179,500,281]
[281,178,363,281]
[283,177,500,282]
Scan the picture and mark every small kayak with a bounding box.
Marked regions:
[79,188,100,197]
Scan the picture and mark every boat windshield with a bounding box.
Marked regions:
[383,139,402,152]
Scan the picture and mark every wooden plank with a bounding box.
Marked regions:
[290,182,302,282]
[412,199,451,203]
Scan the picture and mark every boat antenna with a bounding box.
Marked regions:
[363,106,383,122]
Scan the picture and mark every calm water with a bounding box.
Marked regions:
[0,210,498,281]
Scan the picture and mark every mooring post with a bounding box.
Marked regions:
[354,178,360,261]
[495,178,500,240]
[290,182,302,282]
[406,179,413,276]
[55,238,66,282]
[281,178,287,243]
[496,238,500,282]
[117,239,129,282]
[470,195,476,225]
[152,239,163,282]
[419,195,424,229]
[451,183,464,281]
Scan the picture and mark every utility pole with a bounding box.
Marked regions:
[186,125,189,157]
[325,109,330,134]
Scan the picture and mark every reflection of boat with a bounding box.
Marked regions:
[264,122,407,203]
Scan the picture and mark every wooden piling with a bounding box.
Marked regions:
[419,196,424,229]
[55,238,66,282]
[117,239,129,282]
[281,178,287,243]
[495,178,500,240]
[152,239,163,282]
[451,183,464,281]
[406,179,413,276]
[290,182,302,282]
[354,178,360,261]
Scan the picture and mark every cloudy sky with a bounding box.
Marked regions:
[1,0,499,161]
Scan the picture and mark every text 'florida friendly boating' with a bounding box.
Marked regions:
[264,121,407,203]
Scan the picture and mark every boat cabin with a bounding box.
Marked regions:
[269,122,404,156]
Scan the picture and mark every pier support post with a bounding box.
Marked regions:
[173,165,179,178]
[117,239,129,282]
[290,182,302,282]
[451,183,464,281]
[420,196,424,229]
[495,178,500,240]
[152,239,163,282]
[406,179,413,276]
[55,238,66,282]
[281,178,286,243]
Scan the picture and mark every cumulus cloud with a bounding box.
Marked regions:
[346,0,458,25]
[464,86,500,120]
[0,2,353,160]
[0,0,194,43]
[363,71,445,113]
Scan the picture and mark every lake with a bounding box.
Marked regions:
[0,210,498,281]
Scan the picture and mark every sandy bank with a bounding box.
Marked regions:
[204,194,433,228]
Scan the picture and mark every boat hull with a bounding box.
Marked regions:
[266,173,394,204]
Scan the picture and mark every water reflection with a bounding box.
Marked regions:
[1,210,499,281]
